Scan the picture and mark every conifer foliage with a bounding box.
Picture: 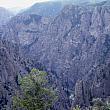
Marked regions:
[13,68,57,110]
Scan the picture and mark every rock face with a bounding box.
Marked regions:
[0,1,110,110]
[0,38,34,109]
[0,7,13,25]
[2,13,51,46]
[74,63,110,107]
[0,38,20,109]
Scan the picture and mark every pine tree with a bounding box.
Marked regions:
[13,68,57,110]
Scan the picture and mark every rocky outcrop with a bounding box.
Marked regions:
[0,38,33,109]
[2,13,51,46]
[0,39,20,109]
[74,63,110,107]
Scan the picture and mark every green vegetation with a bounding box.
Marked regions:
[92,98,105,110]
[72,98,110,110]
[72,105,81,110]
[92,98,110,110]
[13,68,57,110]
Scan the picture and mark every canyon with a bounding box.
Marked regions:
[0,0,110,110]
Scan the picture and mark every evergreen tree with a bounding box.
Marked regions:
[13,68,57,110]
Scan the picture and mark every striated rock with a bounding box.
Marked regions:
[74,63,110,107]
[2,13,51,46]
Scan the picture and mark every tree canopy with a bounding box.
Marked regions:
[13,68,57,110]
